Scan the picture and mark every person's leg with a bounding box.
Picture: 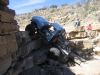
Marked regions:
[88,30,92,39]
[90,30,92,38]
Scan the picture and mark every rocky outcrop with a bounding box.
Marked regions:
[19,65,75,75]
[64,25,100,60]
[64,26,99,39]
[0,0,42,75]
[0,0,19,75]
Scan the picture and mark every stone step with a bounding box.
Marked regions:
[0,23,19,35]
[0,0,9,6]
[0,10,14,23]
[0,53,12,75]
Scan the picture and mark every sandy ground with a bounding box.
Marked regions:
[69,36,100,75]
[70,56,100,75]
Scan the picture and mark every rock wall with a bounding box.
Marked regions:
[0,0,42,75]
[64,25,100,59]
[64,26,99,39]
[0,0,19,75]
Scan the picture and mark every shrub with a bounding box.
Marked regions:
[46,16,52,21]
[39,7,48,10]
[50,9,56,13]
[50,5,58,8]
[63,12,68,16]
[76,2,82,7]
[62,17,69,23]
[61,3,68,6]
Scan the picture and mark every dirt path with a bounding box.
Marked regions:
[70,56,100,75]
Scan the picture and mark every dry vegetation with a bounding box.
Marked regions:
[15,0,100,30]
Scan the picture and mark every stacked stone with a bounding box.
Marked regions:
[0,0,19,75]
[65,26,87,39]
[11,32,41,75]
[69,39,94,59]
[65,26,99,39]
[16,31,41,58]
[64,25,100,59]
[0,0,42,75]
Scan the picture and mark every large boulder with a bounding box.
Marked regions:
[22,46,51,70]
[19,65,75,75]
